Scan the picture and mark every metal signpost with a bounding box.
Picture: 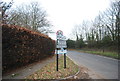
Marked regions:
[56,30,67,71]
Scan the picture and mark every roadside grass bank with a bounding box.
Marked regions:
[25,55,79,79]
[69,49,118,59]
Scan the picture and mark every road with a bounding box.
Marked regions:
[67,50,118,79]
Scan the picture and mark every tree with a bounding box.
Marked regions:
[77,36,85,48]
[102,1,120,42]
[7,2,52,34]
[102,35,112,46]
[0,0,13,24]
[66,39,75,48]
[70,1,119,50]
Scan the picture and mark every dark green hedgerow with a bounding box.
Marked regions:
[2,24,55,73]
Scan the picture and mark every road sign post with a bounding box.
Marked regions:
[56,30,67,71]
[56,53,58,71]
[64,53,66,68]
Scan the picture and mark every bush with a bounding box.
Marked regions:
[76,38,85,48]
[66,39,75,48]
[102,35,112,46]
[2,24,55,73]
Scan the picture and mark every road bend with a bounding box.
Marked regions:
[67,50,118,79]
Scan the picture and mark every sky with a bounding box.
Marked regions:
[3,0,111,40]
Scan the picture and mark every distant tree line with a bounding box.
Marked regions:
[67,1,120,51]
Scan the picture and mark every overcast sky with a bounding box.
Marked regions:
[3,0,111,40]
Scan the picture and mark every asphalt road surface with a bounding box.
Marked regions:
[67,50,118,79]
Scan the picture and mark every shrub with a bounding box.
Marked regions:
[66,39,75,48]
[2,24,55,73]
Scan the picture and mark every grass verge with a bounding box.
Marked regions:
[25,55,79,79]
[73,49,118,59]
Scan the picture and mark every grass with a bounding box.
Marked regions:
[75,49,119,59]
[25,55,79,80]
[11,73,19,77]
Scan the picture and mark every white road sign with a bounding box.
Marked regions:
[56,30,67,54]
[56,36,67,48]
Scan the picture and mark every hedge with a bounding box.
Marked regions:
[2,24,55,73]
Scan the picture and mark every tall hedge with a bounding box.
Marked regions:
[2,24,55,72]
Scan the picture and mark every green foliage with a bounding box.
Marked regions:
[76,38,85,48]
[66,39,75,48]
[77,49,118,59]
[102,35,112,46]
[67,38,85,49]
[72,1,119,50]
